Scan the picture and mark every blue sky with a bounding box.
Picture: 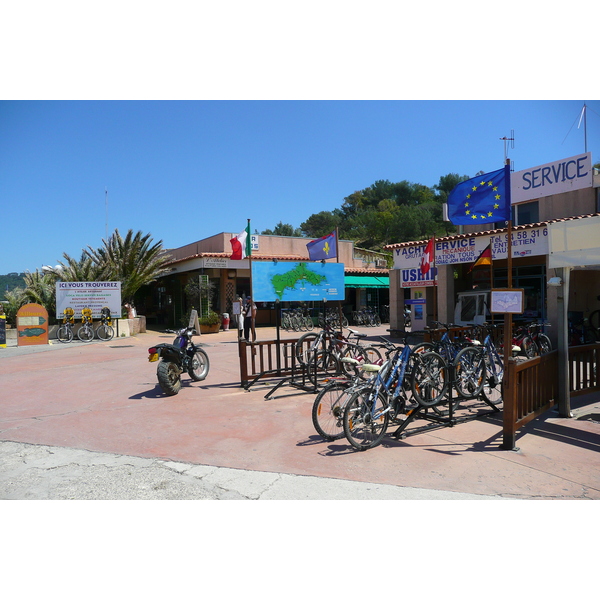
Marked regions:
[1,5,598,275]
[2,100,598,274]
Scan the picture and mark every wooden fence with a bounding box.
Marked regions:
[503,343,600,449]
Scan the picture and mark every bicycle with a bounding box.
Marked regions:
[56,308,75,343]
[568,317,598,346]
[456,323,504,405]
[311,359,383,441]
[77,307,94,342]
[342,336,448,450]
[299,319,383,379]
[413,321,479,403]
[95,307,115,341]
[527,321,552,355]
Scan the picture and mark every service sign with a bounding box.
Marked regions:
[394,226,548,287]
[512,153,593,204]
[56,282,122,319]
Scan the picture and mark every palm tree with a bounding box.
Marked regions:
[85,229,172,307]
[23,270,56,316]
[51,251,103,282]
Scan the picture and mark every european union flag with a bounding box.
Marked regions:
[307,231,337,261]
[447,165,511,225]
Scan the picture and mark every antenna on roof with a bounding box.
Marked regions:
[500,130,515,168]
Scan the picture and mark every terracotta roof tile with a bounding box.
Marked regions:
[383,212,600,250]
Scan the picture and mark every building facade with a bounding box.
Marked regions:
[385,153,600,347]
[135,232,390,328]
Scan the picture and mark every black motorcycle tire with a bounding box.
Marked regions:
[188,348,210,381]
[157,360,182,396]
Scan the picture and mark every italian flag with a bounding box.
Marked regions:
[230,223,252,260]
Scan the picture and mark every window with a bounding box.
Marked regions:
[511,201,539,226]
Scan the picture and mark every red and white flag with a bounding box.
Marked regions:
[420,237,435,276]
[230,223,252,260]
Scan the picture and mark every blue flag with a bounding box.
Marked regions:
[447,165,511,225]
[307,231,337,261]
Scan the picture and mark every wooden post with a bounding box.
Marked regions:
[556,267,572,417]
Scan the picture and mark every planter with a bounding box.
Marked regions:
[200,323,220,334]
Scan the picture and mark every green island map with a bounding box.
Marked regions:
[270,262,326,299]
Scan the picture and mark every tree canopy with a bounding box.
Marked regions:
[279,173,470,251]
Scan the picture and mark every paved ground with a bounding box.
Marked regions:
[1,325,600,501]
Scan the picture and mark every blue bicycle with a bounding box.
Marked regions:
[342,337,449,450]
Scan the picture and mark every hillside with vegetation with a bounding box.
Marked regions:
[261,173,469,252]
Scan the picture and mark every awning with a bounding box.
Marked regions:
[344,275,389,288]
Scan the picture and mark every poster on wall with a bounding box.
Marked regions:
[251,262,344,302]
[55,282,122,318]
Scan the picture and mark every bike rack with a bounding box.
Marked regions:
[391,372,501,440]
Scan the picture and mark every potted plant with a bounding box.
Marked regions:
[199,310,221,334]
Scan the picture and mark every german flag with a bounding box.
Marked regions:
[468,243,492,274]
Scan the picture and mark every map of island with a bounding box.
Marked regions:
[271,262,327,299]
[251,261,344,302]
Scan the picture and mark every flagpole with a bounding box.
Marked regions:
[489,236,494,326]
[433,234,438,324]
[335,227,344,334]
[247,218,256,344]
[502,160,513,448]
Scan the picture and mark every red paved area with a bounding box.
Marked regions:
[1,326,599,499]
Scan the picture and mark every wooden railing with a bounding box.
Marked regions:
[569,343,600,396]
[503,351,558,448]
[503,343,600,448]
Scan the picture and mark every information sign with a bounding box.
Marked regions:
[17,303,49,346]
[251,262,344,302]
[56,282,122,318]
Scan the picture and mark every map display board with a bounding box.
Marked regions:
[251,262,344,302]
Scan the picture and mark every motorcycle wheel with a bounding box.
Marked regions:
[157,360,182,395]
[188,348,210,381]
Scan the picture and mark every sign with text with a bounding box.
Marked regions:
[490,289,524,314]
[512,153,593,204]
[17,303,49,346]
[394,225,549,274]
[251,261,344,302]
[56,282,122,319]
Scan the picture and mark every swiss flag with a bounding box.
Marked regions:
[420,237,435,276]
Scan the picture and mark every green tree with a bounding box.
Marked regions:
[1,287,27,326]
[85,229,172,307]
[300,210,342,238]
[261,222,302,237]
[22,270,57,316]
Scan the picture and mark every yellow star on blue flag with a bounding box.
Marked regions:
[447,165,511,225]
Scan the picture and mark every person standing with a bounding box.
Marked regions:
[243,296,256,342]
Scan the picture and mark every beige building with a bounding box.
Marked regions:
[137,232,390,328]
[385,152,600,347]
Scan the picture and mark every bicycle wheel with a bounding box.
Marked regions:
[589,310,600,335]
[362,345,383,365]
[410,351,448,407]
[483,350,503,405]
[188,348,210,381]
[536,333,552,355]
[96,324,114,341]
[56,325,73,343]
[312,380,352,441]
[521,335,538,358]
[295,332,320,366]
[343,387,389,451]
[453,346,486,399]
[305,315,315,331]
[339,345,369,378]
[308,349,341,380]
[77,324,94,342]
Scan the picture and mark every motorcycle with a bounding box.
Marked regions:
[148,326,210,395]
